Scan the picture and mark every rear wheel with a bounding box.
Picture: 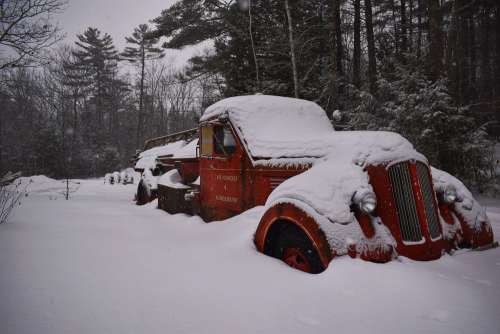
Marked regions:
[136,180,151,205]
[270,223,325,274]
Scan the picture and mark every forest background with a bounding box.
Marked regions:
[0,0,498,191]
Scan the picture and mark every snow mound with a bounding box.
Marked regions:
[158,169,190,189]
[15,175,60,193]
[12,175,81,197]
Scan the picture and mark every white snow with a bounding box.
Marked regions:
[135,140,187,170]
[173,138,199,158]
[142,168,158,191]
[432,167,491,230]
[158,169,190,189]
[135,139,198,170]
[1,177,499,334]
[14,175,80,195]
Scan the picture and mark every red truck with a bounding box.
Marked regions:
[134,95,495,273]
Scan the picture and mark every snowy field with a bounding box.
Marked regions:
[1,177,499,334]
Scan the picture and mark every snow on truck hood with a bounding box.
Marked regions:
[266,130,427,224]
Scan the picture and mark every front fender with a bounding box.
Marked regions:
[254,201,333,269]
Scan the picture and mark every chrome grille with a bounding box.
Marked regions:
[416,162,441,239]
[388,162,423,242]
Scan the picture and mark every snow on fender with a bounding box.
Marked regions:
[432,167,495,249]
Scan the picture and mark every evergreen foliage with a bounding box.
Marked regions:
[149,0,499,190]
[121,24,165,147]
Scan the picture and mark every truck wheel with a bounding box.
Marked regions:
[271,224,325,274]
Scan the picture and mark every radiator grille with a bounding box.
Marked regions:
[269,177,286,190]
[388,162,423,242]
[416,162,441,239]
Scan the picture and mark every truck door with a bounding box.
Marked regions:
[199,123,244,221]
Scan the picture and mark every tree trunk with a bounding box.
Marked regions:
[364,0,377,93]
[400,0,408,54]
[428,0,443,81]
[496,6,500,98]
[479,4,491,100]
[285,0,299,98]
[330,0,340,108]
[469,13,476,100]
[136,45,145,149]
[408,0,414,53]
[390,0,398,54]
[449,0,463,104]
[335,2,343,75]
[331,0,339,77]
[495,5,500,99]
[248,2,260,92]
[417,0,422,58]
[353,0,361,88]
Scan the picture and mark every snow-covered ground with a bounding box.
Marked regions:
[1,177,499,334]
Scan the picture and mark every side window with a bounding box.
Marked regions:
[223,128,236,154]
[213,126,236,155]
[201,125,237,157]
[201,126,214,156]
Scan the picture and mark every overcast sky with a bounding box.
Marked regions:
[56,0,209,69]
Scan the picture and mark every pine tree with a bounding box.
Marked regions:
[121,24,165,148]
[70,28,119,132]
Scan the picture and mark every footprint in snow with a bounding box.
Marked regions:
[462,275,492,286]
[297,316,320,326]
[428,310,451,322]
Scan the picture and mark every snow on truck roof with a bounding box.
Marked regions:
[201,95,335,160]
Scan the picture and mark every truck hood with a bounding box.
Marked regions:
[266,131,427,224]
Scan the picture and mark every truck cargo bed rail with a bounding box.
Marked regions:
[143,128,198,151]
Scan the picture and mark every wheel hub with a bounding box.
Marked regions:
[282,247,312,273]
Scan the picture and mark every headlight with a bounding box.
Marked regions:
[443,184,457,204]
[353,191,377,214]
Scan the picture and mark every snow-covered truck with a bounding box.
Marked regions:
[134,95,496,273]
[133,128,198,204]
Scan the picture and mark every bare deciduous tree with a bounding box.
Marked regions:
[0,171,26,224]
[0,0,66,70]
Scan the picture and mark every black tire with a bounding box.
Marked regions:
[270,223,325,274]
[136,180,150,205]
